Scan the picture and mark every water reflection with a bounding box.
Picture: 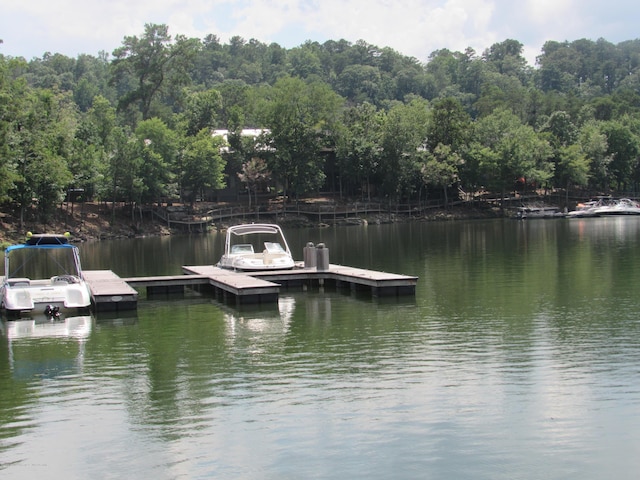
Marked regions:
[2,219,640,479]
[1,315,92,380]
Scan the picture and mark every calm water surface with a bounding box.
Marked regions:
[1,217,640,479]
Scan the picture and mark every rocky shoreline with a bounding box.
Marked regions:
[0,201,503,247]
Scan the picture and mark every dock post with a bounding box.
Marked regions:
[316,243,329,271]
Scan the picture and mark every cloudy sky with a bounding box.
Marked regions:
[0,0,637,66]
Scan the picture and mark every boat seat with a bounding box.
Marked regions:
[7,278,30,287]
[51,275,79,284]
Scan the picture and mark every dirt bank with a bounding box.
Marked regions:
[0,200,502,246]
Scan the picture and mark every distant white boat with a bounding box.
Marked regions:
[217,224,295,271]
[592,198,640,216]
[566,199,606,218]
[1,233,92,318]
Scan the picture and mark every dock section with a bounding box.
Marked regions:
[83,270,139,312]
[250,264,418,296]
[83,263,417,312]
[182,266,280,304]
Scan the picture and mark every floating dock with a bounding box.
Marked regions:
[83,264,418,311]
[82,270,139,312]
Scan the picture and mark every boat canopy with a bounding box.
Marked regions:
[6,234,76,254]
[228,224,282,236]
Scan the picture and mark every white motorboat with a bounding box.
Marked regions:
[566,199,606,218]
[592,198,640,216]
[1,233,92,318]
[217,223,295,271]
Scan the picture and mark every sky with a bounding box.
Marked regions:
[0,0,638,67]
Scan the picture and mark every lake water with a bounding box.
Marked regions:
[1,217,640,479]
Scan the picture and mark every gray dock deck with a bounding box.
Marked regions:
[83,270,139,312]
[182,265,281,304]
[81,263,417,312]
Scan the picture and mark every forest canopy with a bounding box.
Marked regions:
[2,24,640,225]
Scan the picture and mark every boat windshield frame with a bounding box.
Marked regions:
[4,242,83,280]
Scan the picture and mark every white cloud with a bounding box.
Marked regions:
[0,0,638,65]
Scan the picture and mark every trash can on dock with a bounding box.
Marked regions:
[316,243,329,271]
[303,242,316,268]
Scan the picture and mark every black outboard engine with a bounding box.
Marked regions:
[45,304,60,319]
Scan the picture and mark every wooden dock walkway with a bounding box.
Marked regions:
[83,270,139,312]
[182,266,280,304]
[250,264,418,296]
[83,264,418,312]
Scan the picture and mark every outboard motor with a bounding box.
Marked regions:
[45,304,60,319]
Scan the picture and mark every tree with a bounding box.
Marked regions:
[0,56,26,203]
[379,98,430,200]
[541,111,582,190]
[470,108,553,208]
[111,23,198,123]
[426,97,471,152]
[135,117,178,204]
[259,76,343,199]
[9,88,75,225]
[335,102,384,199]
[578,121,610,190]
[420,144,463,207]
[600,119,640,190]
[182,88,221,136]
[237,157,271,207]
[180,129,226,206]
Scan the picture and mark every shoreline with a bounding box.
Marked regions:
[1,201,505,246]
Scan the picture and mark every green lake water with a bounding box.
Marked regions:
[1,217,640,479]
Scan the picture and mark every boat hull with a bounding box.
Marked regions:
[1,277,91,317]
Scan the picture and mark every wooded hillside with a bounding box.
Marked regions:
[2,24,640,226]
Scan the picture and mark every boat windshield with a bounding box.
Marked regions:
[5,245,80,280]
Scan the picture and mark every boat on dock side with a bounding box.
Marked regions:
[1,233,91,318]
[566,199,606,218]
[217,223,295,271]
[592,198,640,215]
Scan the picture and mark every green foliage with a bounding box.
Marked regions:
[5,26,640,217]
[181,129,226,205]
[335,102,385,199]
[259,76,343,198]
[470,109,553,195]
[111,24,198,123]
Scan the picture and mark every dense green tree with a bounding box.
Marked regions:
[237,157,271,207]
[182,89,221,136]
[180,129,226,206]
[379,98,430,200]
[335,102,385,199]
[111,23,198,122]
[426,97,471,151]
[600,119,640,190]
[0,56,26,202]
[577,120,610,190]
[9,88,75,224]
[135,117,178,204]
[420,144,463,206]
[259,76,343,199]
[102,126,141,223]
[469,108,553,206]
